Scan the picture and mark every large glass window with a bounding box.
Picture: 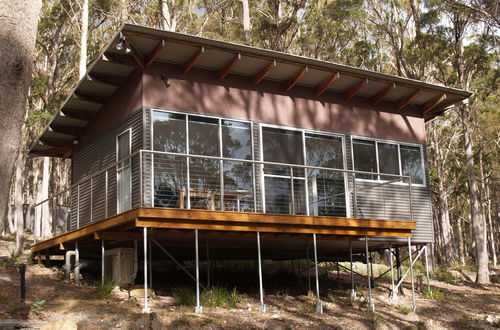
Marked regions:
[222,120,252,160]
[352,139,377,179]
[401,145,424,184]
[262,127,304,176]
[188,116,219,156]
[153,111,186,153]
[352,137,424,184]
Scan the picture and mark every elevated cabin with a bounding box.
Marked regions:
[29,25,469,304]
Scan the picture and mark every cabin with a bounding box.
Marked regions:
[29,24,471,313]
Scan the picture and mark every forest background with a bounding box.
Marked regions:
[0,0,498,284]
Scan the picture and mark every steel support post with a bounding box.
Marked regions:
[365,236,374,312]
[306,245,311,293]
[149,240,153,296]
[408,237,416,311]
[313,234,323,314]
[349,240,356,301]
[101,240,105,285]
[195,229,202,313]
[396,247,403,295]
[369,251,375,288]
[424,244,431,292]
[206,239,210,288]
[389,243,396,299]
[257,232,266,312]
[142,227,150,313]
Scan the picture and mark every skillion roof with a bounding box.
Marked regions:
[29,23,471,157]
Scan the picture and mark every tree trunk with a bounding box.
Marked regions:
[241,0,251,43]
[161,0,176,31]
[0,0,42,235]
[79,0,88,79]
[460,104,489,283]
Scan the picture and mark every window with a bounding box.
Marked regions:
[153,111,186,153]
[188,115,219,156]
[352,139,377,179]
[352,137,424,184]
[222,120,252,160]
[305,133,343,169]
[401,145,424,184]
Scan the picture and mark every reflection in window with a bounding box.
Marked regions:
[262,127,304,176]
[223,161,254,212]
[264,177,306,215]
[377,142,399,180]
[305,133,343,168]
[352,139,377,179]
[222,120,252,160]
[189,116,219,156]
[153,111,186,153]
[401,146,423,184]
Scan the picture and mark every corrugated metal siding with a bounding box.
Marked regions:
[70,110,144,230]
[252,123,263,213]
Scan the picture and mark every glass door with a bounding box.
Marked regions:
[117,129,131,213]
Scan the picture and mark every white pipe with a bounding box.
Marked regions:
[257,232,266,312]
[142,227,150,313]
[64,250,77,283]
[195,229,202,313]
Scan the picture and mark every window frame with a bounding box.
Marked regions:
[116,128,133,213]
[259,123,348,216]
[350,135,426,186]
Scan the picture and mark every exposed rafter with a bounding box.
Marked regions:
[73,92,106,105]
[62,108,98,121]
[102,53,142,68]
[253,60,276,85]
[218,53,241,80]
[397,89,421,110]
[423,94,447,114]
[143,39,166,67]
[40,137,73,149]
[315,72,340,96]
[183,46,205,74]
[87,73,127,87]
[344,78,368,101]
[372,83,396,105]
[286,66,308,91]
[123,38,145,68]
[49,124,81,137]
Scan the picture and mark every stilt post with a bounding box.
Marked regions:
[313,234,323,314]
[424,244,431,292]
[365,236,374,312]
[389,243,396,299]
[101,239,105,285]
[195,229,202,313]
[149,239,153,296]
[306,244,311,293]
[142,227,150,313]
[395,246,404,295]
[257,232,266,312]
[349,240,356,301]
[408,237,416,311]
[206,239,210,288]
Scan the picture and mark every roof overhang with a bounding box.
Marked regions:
[29,23,472,158]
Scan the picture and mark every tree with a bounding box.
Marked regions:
[0,0,42,254]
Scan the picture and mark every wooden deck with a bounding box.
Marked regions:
[31,207,416,253]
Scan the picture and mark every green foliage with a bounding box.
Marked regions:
[423,288,446,300]
[0,293,9,305]
[397,305,413,315]
[173,286,240,308]
[365,310,382,326]
[95,278,115,299]
[30,299,46,315]
[432,267,458,283]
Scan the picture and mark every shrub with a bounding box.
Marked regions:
[173,286,240,308]
[432,266,457,283]
[96,278,115,299]
[397,305,413,315]
[365,311,382,326]
[422,287,445,300]
[30,299,46,315]
[0,293,9,305]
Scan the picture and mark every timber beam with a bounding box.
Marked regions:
[422,93,447,114]
[397,89,421,110]
[285,66,308,91]
[372,83,396,105]
[344,78,368,100]
[102,53,142,68]
[218,53,241,80]
[315,72,340,96]
[143,39,166,67]
[183,46,205,74]
[253,60,276,85]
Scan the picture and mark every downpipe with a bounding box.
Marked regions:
[74,262,88,286]
[63,250,78,283]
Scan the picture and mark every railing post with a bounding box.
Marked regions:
[139,151,143,207]
[105,170,108,218]
[219,159,224,211]
[186,157,191,210]
[90,178,93,222]
[352,173,358,218]
[408,176,413,221]
[77,185,80,229]
[290,166,295,214]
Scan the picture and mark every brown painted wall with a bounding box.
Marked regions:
[142,63,426,143]
[77,69,143,148]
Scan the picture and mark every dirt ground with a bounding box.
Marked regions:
[0,237,499,329]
